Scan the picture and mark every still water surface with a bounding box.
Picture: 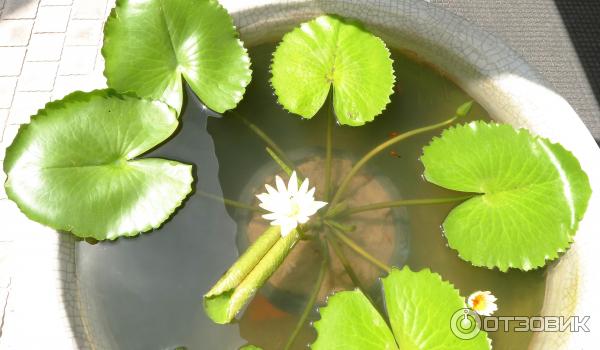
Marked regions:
[77,43,546,350]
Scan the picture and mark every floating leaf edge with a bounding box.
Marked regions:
[3,89,195,240]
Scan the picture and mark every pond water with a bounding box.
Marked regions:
[77,43,546,350]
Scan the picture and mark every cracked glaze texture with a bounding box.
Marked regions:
[0,0,598,349]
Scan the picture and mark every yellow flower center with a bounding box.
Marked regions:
[471,294,486,311]
[289,201,302,217]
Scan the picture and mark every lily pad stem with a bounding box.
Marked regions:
[198,190,266,213]
[326,233,373,299]
[230,111,297,174]
[266,147,293,176]
[283,239,329,350]
[329,110,467,210]
[325,222,391,273]
[341,195,474,216]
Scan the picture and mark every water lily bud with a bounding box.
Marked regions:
[204,226,299,324]
[455,100,474,119]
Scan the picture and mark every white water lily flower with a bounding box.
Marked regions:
[256,171,327,237]
[467,291,498,316]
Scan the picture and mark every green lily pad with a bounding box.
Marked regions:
[311,290,398,350]
[312,267,490,349]
[313,289,397,349]
[271,15,394,126]
[103,0,251,113]
[421,121,592,271]
[3,90,193,240]
[382,268,489,349]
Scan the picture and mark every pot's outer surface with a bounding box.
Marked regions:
[0,0,598,349]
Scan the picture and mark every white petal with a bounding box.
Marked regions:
[313,201,328,210]
[258,198,285,212]
[479,303,498,316]
[257,194,279,211]
[262,213,281,221]
[467,291,498,316]
[301,201,327,217]
[271,218,283,226]
[298,178,309,194]
[256,193,278,207]
[265,184,278,196]
[258,173,328,236]
[276,175,287,194]
[288,171,298,194]
[298,204,317,216]
[297,215,310,224]
[279,220,298,237]
[256,193,270,203]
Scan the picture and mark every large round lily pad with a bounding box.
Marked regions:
[103,0,252,112]
[3,90,193,240]
[271,15,395,126]
[421,121,592,271]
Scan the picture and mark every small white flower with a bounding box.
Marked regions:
[256,171,327,237]
[467,291,498,316]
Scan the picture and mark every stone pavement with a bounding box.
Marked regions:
[0,0,114,347]
[0,0,112,160]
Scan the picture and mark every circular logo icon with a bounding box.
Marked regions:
[450,308,482,340]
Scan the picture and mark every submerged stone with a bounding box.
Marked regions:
[236,151,410,313]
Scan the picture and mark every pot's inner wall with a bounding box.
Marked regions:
[76,43,546,350]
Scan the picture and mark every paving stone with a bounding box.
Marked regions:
[94,46,105,72]
[0,19,33,46]
[25,32,64,61]
[0,47,26,76]
[0,238,14,272]
[1,0,149,347]
[0,171,6,198]
[52,73,105,100]
[65,19,101,46]
[8,91,51,124]
[72,0,105,19]
[16,61,58,91]
[0,109,8,141]
[58,46,96,75]
[0,77,17,108]
[0,283,11,332]
[40,0,72,5]
[0,123,19,158]
[1,0,39,19]
[32,5,70,33]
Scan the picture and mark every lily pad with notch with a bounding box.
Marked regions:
[312,267,490,349]
[3,90,194,240]
[271,15,395,126]
[102,0,252,113]
[421,121,592,271]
